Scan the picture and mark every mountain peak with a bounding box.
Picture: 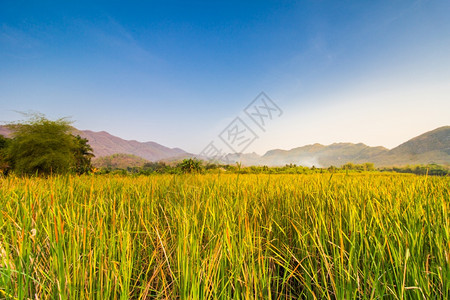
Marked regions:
[77,130,188,161]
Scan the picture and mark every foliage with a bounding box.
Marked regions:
[5,114,94,175]
[0,135,9,149]
[342,162,375,171]
[94,159,449,176]
[93,153,146,170]
[72,135,94,174]
[142,161,169,173]
[0,135,11,174]
[6,114,75,175]
[177,158,203,173]
[0,173,448,298]
[381,164,450,176]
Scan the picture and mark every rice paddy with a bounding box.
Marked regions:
[0,173,449,299]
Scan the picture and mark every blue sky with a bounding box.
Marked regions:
[1,0,449,154]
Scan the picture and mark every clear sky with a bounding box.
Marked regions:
[1,0,449,154]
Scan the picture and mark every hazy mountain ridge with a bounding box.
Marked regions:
[258,143,390,167]
[0,126,10,138]
[0,126,189,162]
[223,126,450,167]
[368,126,450,166]
[74,129,187,161]
[1,125,448,167]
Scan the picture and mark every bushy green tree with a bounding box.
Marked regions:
[143,161,168,173]
[0,135,11,174]
[73,135,94,174]
[363,162,375,171]
[178,158,202,173]
[6,114,94,175]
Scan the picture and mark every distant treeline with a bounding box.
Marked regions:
[97,159,449,176]
[1,115,447,177]
[379,164,449,176]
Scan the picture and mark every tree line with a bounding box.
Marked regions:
[98,160,449,176]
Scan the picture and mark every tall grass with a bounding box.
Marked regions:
[0,173,448,299]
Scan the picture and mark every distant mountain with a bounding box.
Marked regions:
[261,143,389,167]
[223,152,263,166]
[74,130,188,161]
[371,126,450,166]
[0,126,10,138]
[1,124,448,167]
[222,143,390,167]
[223,126,450,167]
[0,126,189,162]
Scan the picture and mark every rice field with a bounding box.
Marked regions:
[0,173,449,299]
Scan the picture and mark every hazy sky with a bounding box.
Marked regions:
[1,0,449,154]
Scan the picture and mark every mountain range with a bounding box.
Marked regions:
[1,125,449,167]
[0,126,187,162]
[223,126,450,167]
[73,129,187,162]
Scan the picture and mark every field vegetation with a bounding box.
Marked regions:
[0,173,448,299]
[101,159,450,177]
